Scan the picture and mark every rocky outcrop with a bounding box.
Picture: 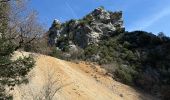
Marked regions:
[48,7,125,49]
[48,19,61,45]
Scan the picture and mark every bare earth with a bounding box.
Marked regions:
[12,51,157,100]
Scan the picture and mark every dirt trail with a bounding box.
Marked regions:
[13,52,157,100]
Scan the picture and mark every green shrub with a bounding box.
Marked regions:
[84,44,98,56]
[50,48,63,59]
[114,65,136,85]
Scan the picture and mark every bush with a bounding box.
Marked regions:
[84,44,98,57]
[83,15,94,24]
[102,63,119,74]
[114,65,136,85]
[50,48,63,59]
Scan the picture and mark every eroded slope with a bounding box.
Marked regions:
[13,52,156,100]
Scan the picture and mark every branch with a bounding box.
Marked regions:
[14,34,38,51]
[50,83,72,99]
[0,0,10,3]
[0,62,11,67]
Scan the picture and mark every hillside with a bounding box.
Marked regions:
[12,51,156,100]
[47,7,170,99]
[1,1,169,100]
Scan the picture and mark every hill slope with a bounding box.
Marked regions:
[12,52,156,100]
[47,7,170,98]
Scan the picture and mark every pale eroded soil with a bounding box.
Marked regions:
[12,51,157,100]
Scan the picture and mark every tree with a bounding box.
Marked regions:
[0,0,38,99]
[7,0,45,52]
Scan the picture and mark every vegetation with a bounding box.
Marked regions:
[50,27,170,99]
[83,31,170,99]
[0,0,43,99]
[46,3,170,99]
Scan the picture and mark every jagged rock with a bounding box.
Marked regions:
[87,31,102,45]
[48,7,124,49]
[84,24,93,33]
[90,54,100,61]
[92,24,103,33]
[69,44,77,51]
[68,43,78,54]
[48,19,61,45]
[53,19,60,25]
[92,7,110,21]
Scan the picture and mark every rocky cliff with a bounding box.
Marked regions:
[48,7,124,49]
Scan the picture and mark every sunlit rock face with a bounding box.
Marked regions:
[48,19,61,45]
[48,7,125,48]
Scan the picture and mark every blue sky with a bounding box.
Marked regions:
[29,0,170,36]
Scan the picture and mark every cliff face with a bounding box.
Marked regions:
[48,7,124,48]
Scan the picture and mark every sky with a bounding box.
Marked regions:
[29,0,170,36]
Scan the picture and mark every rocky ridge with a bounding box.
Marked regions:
[48,7,124,49]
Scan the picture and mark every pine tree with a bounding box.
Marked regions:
[0,1,35,99]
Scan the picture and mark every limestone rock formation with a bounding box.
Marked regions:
[48,7,125,48]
